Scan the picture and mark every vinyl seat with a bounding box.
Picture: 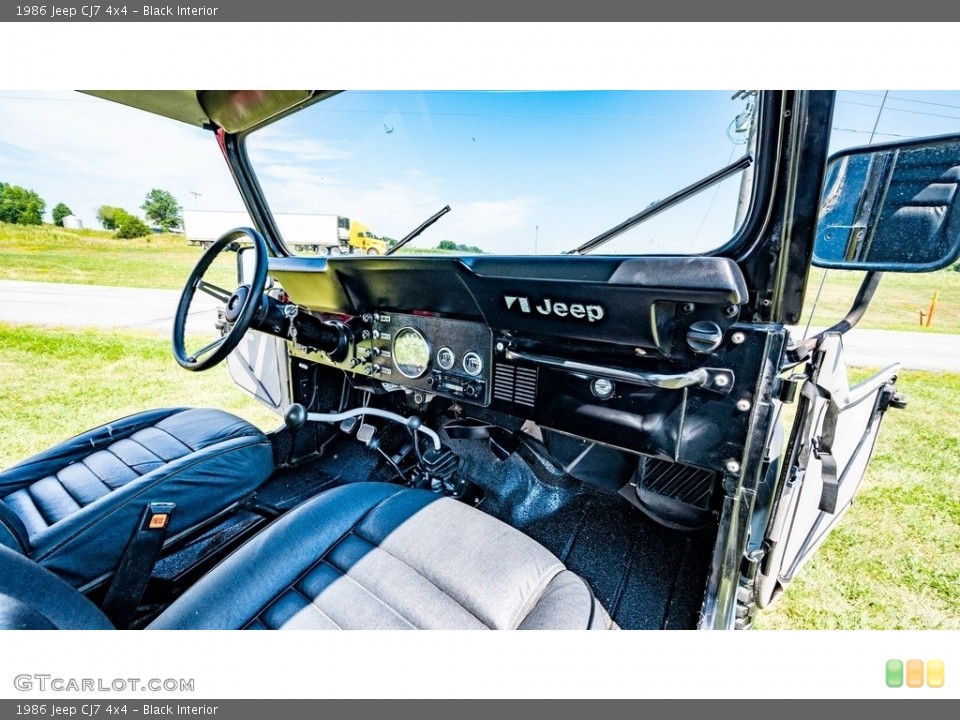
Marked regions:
[0,483,612,630]
[0,408,273,589]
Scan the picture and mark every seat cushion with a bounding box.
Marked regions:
[150,483,611,630]
[0,408,273,589]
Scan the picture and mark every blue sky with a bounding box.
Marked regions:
[247,90,752,254]
[4,89,960,255]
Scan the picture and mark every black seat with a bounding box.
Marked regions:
[0,408,273,590]
[0,483,612,630]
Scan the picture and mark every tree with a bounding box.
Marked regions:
[0,182,46,225]
[115,214,151,239]
[141,188,182,232]
[97,205,129,230]
[438,239,458,251]
[52,203,73,227]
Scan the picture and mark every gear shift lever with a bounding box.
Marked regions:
[283,403,308,465]
[284,403,307,431]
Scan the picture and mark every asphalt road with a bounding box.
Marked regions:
[1,280,958,371]
[0,280,220,335]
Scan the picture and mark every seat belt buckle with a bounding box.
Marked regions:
[145,503,175,531]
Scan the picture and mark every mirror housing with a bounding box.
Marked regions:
[237,244,273,289]
[813,134,960,272]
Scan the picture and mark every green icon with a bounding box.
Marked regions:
[887,659,904,688]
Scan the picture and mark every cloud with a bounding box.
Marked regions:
[0,91,243,226]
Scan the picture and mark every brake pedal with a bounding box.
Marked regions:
[356,423,377,446]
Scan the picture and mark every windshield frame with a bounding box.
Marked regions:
[227,90,782,261]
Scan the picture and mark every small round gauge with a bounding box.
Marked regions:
[436,346,456,370]
[392,327,430,378]
[462,351,483,377]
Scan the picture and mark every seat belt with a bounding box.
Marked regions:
[101,502,175,628]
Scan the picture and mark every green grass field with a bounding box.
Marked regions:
[802,267,960,335]
[0,223,210,290]
[0,324,279,469]
[757,369,960,629]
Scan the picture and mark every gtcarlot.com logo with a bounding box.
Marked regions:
[14,675,195,692]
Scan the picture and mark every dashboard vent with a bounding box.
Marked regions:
[493,364,538,407]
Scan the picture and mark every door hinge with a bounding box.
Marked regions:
[879,387,908,412]
[777,373,805,404]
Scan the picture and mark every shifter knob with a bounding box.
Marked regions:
[284,403,308,431]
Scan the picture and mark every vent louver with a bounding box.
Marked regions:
[493,364,538,407]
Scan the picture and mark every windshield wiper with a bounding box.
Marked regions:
[566,154,753,255]
[385,205,452,256]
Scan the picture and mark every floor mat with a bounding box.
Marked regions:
[451,438,716,630]
[521,492,715,629]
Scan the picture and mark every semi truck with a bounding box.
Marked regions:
[183,210,387,255]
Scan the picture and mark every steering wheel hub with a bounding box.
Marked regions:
[224,285,251,323]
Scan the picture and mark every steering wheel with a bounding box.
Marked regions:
[172,227,268,372]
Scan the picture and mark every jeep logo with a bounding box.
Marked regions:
[504,296,605,322]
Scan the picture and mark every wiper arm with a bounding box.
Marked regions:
[566,154,753,255]
[385,205,452,256]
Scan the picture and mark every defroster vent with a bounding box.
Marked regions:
[493,364,538,408]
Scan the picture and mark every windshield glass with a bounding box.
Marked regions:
[244,90,759,256]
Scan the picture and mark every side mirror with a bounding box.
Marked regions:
[813,134,960,272]
[237,245,273,289]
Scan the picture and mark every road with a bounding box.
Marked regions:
[0,280,220,335]
[0,280,958,371]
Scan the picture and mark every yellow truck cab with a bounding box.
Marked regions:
[349,221,388,255]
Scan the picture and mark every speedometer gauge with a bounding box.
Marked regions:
[392,327,430,378]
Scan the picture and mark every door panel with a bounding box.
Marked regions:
[756,333,900,607]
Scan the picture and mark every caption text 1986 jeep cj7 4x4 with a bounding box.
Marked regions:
[1,90,958,630]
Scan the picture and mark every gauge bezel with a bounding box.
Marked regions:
[462,351,484,377]
[392,326,431,379]
[436,346,456,370]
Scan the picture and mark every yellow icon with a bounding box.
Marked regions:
[927,660,944,689]
[906,659,924,688]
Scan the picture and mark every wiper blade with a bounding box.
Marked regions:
[385,205,452,256]
[566,154,753,255]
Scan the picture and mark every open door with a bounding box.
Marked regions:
[225,247,291,414]
[755,333,903,607]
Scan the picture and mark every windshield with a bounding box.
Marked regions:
[243,90,759,256]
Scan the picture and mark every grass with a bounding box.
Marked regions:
[0,222,217,290]
[757,368,960,629]
[0,323,280,469]
[799,267,960,335]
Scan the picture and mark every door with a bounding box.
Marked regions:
[755,332,903,607]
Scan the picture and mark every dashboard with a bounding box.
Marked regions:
[269,254,784,470]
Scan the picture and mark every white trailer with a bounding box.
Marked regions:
[183,210,350,253]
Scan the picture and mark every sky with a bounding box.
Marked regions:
[5,87,960,256]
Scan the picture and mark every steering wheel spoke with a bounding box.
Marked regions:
[186,335,226,363]
[172,227,268,371]
[195,279,233,303]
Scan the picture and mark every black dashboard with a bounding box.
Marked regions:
[267,254,784,471]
